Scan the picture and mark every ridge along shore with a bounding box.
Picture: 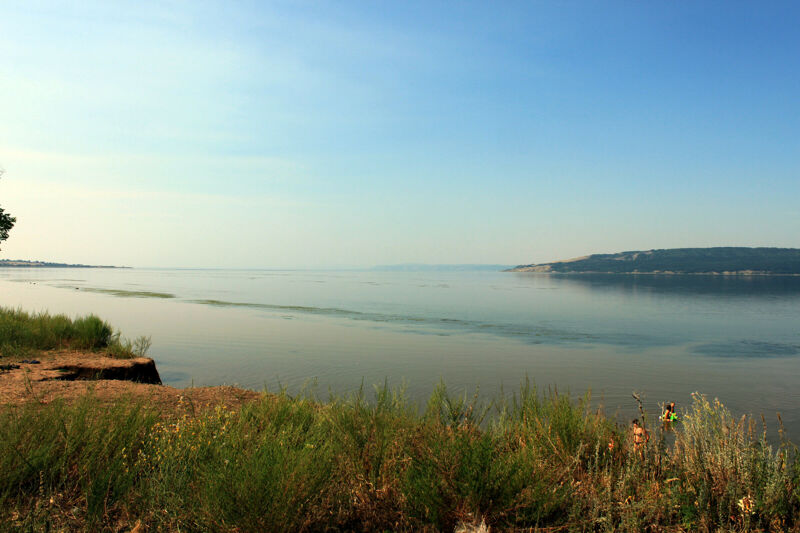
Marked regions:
[0,306,258,412]
[0,259,129,268]
[0,350,260,411]
[507,246,800,275]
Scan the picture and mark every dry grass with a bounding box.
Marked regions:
[1,383,798,532]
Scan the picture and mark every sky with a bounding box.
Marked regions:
[1,1,798,268]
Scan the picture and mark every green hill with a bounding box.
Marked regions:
[507,247,800,275]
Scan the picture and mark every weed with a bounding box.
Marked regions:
[1,385,797,531]
[0,306,139,359]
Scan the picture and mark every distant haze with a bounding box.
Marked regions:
[371,264,512,272]
[1,2,798,268]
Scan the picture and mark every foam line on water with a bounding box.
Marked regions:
[186,298,662,348]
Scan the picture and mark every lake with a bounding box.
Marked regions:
[2,268,799,439]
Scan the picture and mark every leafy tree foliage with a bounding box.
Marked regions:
[0,169,15,250]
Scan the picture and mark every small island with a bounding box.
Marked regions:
[507,247,800,275]
[0,259,127,268]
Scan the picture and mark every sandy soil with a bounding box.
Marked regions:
[0,350,262,413]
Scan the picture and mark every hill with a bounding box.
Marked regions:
[507,247,800,275]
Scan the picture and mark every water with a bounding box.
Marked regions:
[2,268,800,438]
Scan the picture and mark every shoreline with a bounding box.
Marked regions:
[2,350,798,531]
[506,269,800,275]
[0,350,260,412]
[0,260,129,268]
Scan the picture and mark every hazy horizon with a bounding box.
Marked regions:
[0,259,517,270]
[3,250,800,272]
[2,1,799,268]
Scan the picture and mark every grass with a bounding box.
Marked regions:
[1,308,797,530]
[0,307,150,359]
[1,383,798,532]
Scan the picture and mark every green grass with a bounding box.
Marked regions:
[1,306,796,529]
[0,307,150,359]
[1,384,798,532]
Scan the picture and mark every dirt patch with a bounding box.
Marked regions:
[55,358,161,384]
[0,350,262,414]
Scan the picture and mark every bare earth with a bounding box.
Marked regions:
[0,350,262,413]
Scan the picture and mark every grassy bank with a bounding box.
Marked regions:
[2,383,798,532]
[0,307,150,359]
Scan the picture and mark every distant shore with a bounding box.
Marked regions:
[507,269,800,276]
[507,247,800,275]
[0,259,128,268]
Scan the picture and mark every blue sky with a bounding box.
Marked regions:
[1,1,798,267]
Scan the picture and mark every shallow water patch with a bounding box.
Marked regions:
[692,340,800,358]
[186,298,664,348]
[78,287,176,299]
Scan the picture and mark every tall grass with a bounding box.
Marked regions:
[1,384,798,531]
[0,307,149,358]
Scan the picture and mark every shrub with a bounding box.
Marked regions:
[0,306,139,358]
[0,384,797,531]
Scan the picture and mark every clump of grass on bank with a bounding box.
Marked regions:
[1,384,798,532]
[0,306,150,359]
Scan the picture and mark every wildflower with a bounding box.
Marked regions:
[738,495,754,515]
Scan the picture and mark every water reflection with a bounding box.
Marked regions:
[3,269,800,440]
[515,273,800,299]
[693,340,800,358]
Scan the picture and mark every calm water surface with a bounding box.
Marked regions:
[2,268,799,438]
